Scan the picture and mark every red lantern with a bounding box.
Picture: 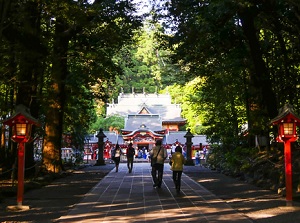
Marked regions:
[271,104,300,206]
[3,104,40,209]
[3,105,39,143]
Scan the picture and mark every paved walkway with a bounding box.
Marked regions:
[58,163,252,223]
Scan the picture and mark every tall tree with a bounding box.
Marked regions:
[0,0,47,172]
[0,0,142,173]
[162,0,300,146]
[111,21,182,98]
[41,0,142,172]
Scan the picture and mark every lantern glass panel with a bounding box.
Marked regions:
[16,123,27,136]
[283,123,294,135]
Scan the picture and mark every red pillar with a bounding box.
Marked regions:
[17,142,25,206]
[284,139,293,204]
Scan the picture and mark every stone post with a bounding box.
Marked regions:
[184,128,195,166]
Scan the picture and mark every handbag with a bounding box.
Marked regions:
[151,147,161,167]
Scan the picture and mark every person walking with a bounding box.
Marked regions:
[126,143,135,173]
[112,144,122,172]
[150,139,167,188]
[195,150,200,165]
[202,147,207,159]
[170,146,186,194]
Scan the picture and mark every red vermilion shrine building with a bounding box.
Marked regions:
[107,89,186,150]
[93,89,209,159]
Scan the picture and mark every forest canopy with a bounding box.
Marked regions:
[1,0,300,175]
[0,0,142,172]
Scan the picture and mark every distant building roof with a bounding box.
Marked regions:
[88,131,123,145]
[89,130,209,146]
[102,90,213,147]
[165,131,209,146]
[107,92,186,126]
[125,114,162,131]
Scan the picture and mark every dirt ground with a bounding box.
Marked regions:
[0,163,115,223]
[184,166,300,223]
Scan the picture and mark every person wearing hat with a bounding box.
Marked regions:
[126,143,135,173]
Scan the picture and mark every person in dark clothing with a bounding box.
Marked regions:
[112,144,122,172]
[126,143,135,173]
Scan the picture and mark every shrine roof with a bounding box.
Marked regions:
[165,132,209,145]
[107,93,185,123]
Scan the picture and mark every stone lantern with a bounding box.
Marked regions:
[95,128,106,166]
[184,128,195,166]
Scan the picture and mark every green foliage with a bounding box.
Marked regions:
[207,144,259,175]
[181,78,206,134]
[90,115,124,133]
[0,0,142,171]
[112,21,183,97]
[164,79,207,134]
[63,85,97,148]
[207,143,289,191]
[160,0,300,149]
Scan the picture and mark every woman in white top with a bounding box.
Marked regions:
[112,144,122,172]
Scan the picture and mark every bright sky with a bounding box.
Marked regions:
[132,0,152,15]
[87,0,152,15]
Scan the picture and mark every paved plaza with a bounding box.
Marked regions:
[57,163,252,223]
[1,162,300,223]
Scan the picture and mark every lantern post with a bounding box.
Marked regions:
[184,128,195,166]
[271,104,300,206]
[85,135,91,164]
[3,104,40,210]
[95,128,106,166]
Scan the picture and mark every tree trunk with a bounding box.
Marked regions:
[42,19,69,173]
[15,1,43,175]
[238,7,278,120]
